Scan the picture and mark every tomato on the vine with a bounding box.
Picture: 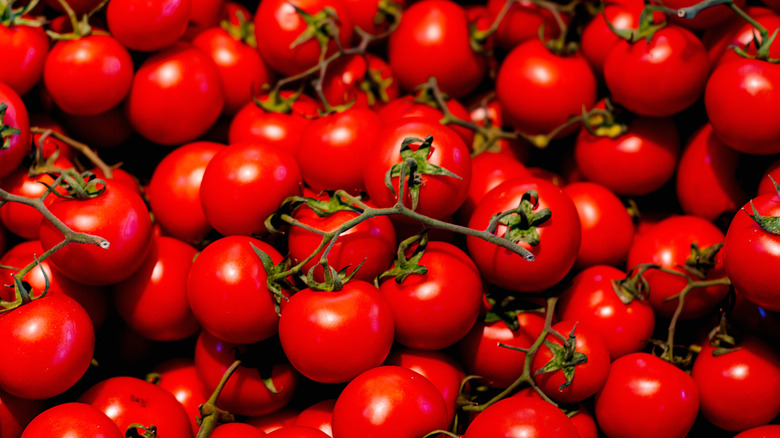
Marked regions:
[21,403,122,438]
[0,82,29,179]
[464,396,579,438]
[0,18,49,96]
[106,0,191,52]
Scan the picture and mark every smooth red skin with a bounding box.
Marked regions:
[79,377,193,438]
[575,116,679,196]
[465,397,579,438]
[0,23,48,96]
[212,423,268,438]
[379,241,483,350]
[126,43,224,146]
[725,193,780,311]
[44,35,133,116]
[266,426,330,438]
[331,366,448,438]
[385,349,465,426]
[322,54,399,109]
[296,108,382,194]
[693,337,780,431]
[703,7,778,67]
[0,83,29,179]
[377,95,474,146]
[705,59,780,155]
[604,25,709,117]
[677,123,747,221]
[458,151,531,224]
[342,0,403,35]
[0,389,44,438]
[147,141,223,243]
[532,321,611,404]
[758,159,780,195]
[457,312,546,388]
[595,353,700,438]
[21,403,122,438]
[200,141,302,236]
[627,215,728,320]
[254,0,353,76]
[563,182,634,270]
[557,266,655,361]
[570,406,598,438]
[486,0,560,50]
[38,182,153,286]
[107,0,191,52]
[153,359,209,436]
[228,92,320,152]
[735,425,780,438]
[497,40,596,136]
[279,281,395,383]
[713,14,780,67]
[246,409,299,433]
[0,295,94,400]
[467,178,581,293]
[113,236,199,341]
[363,118,472,220]
[187,236,283,344]
[580,2,642,73]
[192,27,273,115]
[666,0,746,29]
[293,400,334,437]
[194,330,298,417]
[183,0,224,39]
[287,206,396,283]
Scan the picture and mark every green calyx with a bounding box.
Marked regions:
[0,0,44,27]
[378,231,429,284]
[612,264,655,305]
[253,86,305,114]
[125,425,157,438]
[357,66,395,107]
[250,243,294,313]
[0,103,21,150]
[220,8,256,47]
[374,0,402,28]
[605,2,667,43]
[289,4,341,57]
[683,241,724,280]
[483,291,545,331]
[494,190,552,247]
[580,100,627,139]
[534,325,588,391]
[747,176,780,234]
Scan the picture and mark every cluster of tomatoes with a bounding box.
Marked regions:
[2,0,780,436]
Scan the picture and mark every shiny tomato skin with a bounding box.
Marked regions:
[464,397,579,438]
[21,403,122,438]
[321,54,399,109]
[152,358,209,436]
[212,423,268,438]
[0,83,29,179]
[330,366,449,438]
[0,295,94,400]
[458,151,531,224]
[0,388,44,438]
[107,0,191,52]
[711,13,780,67]
[342,0,404,35]
[486,0,561,50]
[735,425,780,437]
[580,1,642,73]
[377,95,474,146]
[246,409,299,433]
[0,22,49,96]
[183,0,224,39]
[292,399,334,436]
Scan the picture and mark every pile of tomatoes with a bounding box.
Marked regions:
[2,0,780,436]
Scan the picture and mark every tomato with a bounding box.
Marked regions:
[342,0,404,36]
[287,203,396,283]
[735,425,780,438]
[458,151,531,224]
[563,182,635,269]
[212,423,268,438]
[331,365,448,438]
[321,54,399,109]
[465,397,578,437]
[126,43,224,146]
[676,123,747,222]
[194,330,298,417]
[378,95,474,146]
[705,58,780,155]
[580,0,643,73]
[604,25,709,117]
[88,166,139,194]
[246,409,299,433]
[266,426,330,438]
[0,82,29,179]
[693,337,780,432]
[296,108,382,194]
[569,405,598,438]
[279,280,395,383]
[38,181,153,286]
[595,353,700,438]
[496,40,596,136]
[192,27,273,115]
[0,295,94,400]
[457,311,547,388]
[388,0,486,98]
[254,0,353,76]
[147,141,224,244]
[759,158,780,195]
[724,192,780,311]
[486,0,561,50]
[378,241,483,350]
[712,13,780,68]
[574,116,680,196]
[152,358,209,436]
[0,388,44,438]
[79,376,193,438]
[199,141,302,236]
[292,399,334,436]
[666,0,746,29]
[467,177,581,293]
[107,0,191,52]
[557,265,655,361]
[187,236,284,344]
[0,19,49,96]
[183,0,224,39]
[363,117,472,220]
[21,403,122,438]
[228,92,320,152]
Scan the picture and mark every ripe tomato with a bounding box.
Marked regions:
[486,0,561,50]
[152,358,209,436]
[228,92,320,152]
[0,295,94,400]
[580,0,643,73]
[21,403,122,438]
[246,409,299,433]
[702,7,779,67]
[465,397,578,438]
[378,95,474,146]
[595,353,700,438]
[342,0,404,36]
[735,425,780,437]
[0,19,49,96]
[107,0,191,52]
[183,0,224,39]
[0,82,29,179]
[0,388,44,438]
[321,54,399,109]
[759,158,780,195]
[331,366,448,438]
[292,399,334,436]
[458,151,531,224]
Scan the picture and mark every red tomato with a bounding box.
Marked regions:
[0,83,29,179]
[0,295,94,400]
[666,0,746,29]
[758,158,780,195]
[569,405,598,438]
[21,403,122,438]
[486,0,561,50]
[246,409,299,433]
[378,95,474,146]
[580,0,643,73]
[467,177,581,293]
[458,151,531,224]
[199,141,302,236]
[88,166,139,194]
[702,7,779,67]
[342,0,404,35]
[107,0,191,52]
[604,25,709,116]
[266,426,330,438]
[38,181,153,286]
[331,366,448,438]
[735,425,780,438]
[388,0,486,98]
[254,0,353,76]
[187,236,284,344]
[1,388,43,438]
[79,377,193,438]
[464,397,579,438]
[43,0,103,14]
[321,54,399,109]
[0,20,49,96]
[228,92,320,152]
[152,358,209,436]
[212,423,268,438]
[595,353,700,438]
[183,0,224,39]
[126,43,224,146]
[293,399,334,437]
[378,241,483,350]
[496,40,596,136]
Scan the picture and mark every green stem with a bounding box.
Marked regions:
[30,127,114,178]
[196,360,242,438]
